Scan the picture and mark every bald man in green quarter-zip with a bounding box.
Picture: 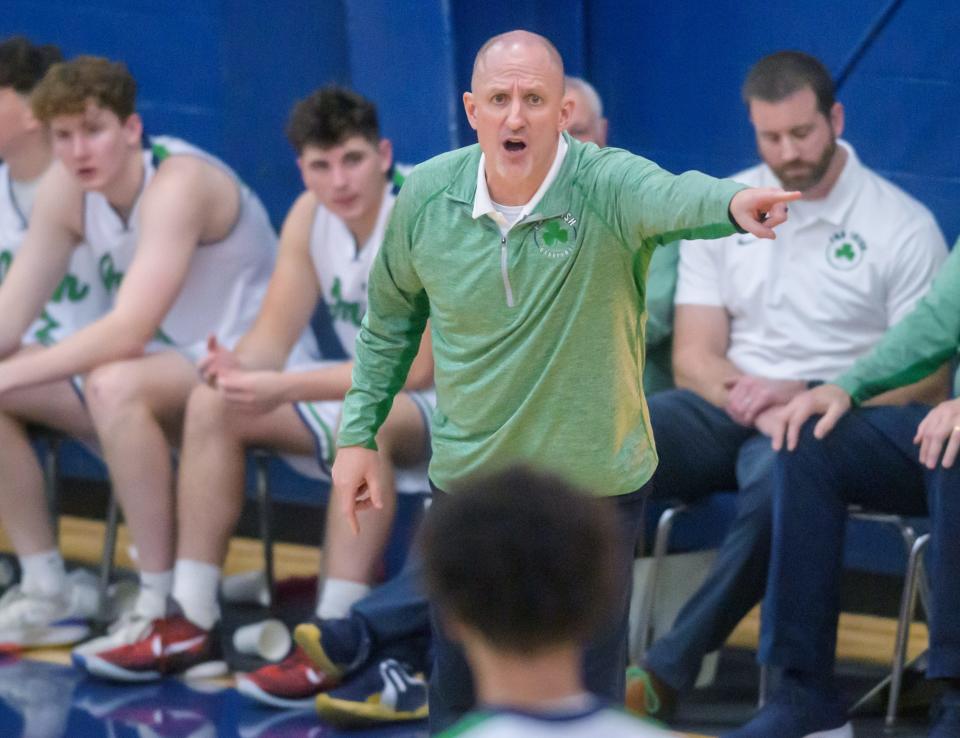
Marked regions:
[309,29,799,733]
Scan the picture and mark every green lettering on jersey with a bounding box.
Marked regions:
[0,250,11,283]
[99,253,124,292]
[329,276,363,327]
[51,273,91,303]
[32,309,60,345]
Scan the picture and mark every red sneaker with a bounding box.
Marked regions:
[236,645,341,709]
[80,614,226,682]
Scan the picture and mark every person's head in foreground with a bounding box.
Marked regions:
[422,466,619,700]
[31,54,146,199]
[463,30,572,205]
[286,85,393,237]
[421,466,677,735]
[564,75,608,147]
[742,50,844,196]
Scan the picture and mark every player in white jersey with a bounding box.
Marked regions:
[0,38,113,648]
[0,55,278,650]
[75,86,434,687]
[0,38,108,346]
[1,162,104,347]
[420,467,675,738]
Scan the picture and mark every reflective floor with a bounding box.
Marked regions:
[0,657,428,738]
[0,650,933,737]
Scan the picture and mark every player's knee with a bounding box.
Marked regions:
[85,363,145,420]
[183,383,230,434]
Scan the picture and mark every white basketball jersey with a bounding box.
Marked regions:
[445,705,674,737]
[0,163,109,345]
[309,180,398,358]
[81,136,277,359]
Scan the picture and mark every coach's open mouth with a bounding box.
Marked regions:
[503,140,526,152]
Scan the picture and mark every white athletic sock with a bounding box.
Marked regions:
[172,560,221,630]
[18,550,66,597]
[135,569,173,619]
[316,578,371,620]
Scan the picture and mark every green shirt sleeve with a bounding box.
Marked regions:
[583,148,747,248]
[337,182,430,449]
[835,240,960,404]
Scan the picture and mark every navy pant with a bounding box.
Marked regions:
[759,404,960,683]
[644,389,778,691]
[321,552,432,675]
[426,483,648,734]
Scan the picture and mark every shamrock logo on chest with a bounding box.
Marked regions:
[825,230,867,271]
[533,213,578,259]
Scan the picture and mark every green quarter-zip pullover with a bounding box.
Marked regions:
[339,133,745,494]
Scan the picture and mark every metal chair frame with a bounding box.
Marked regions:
[635,498,931,726]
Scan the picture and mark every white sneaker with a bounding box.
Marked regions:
[72,609,155,659]
[0,569,100,647]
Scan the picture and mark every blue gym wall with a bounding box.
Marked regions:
[3,0,959,240]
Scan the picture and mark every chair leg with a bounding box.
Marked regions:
[41,436,61,543]
[886,533,930,728]
[98,494,121,622]
[254,454,275,611]
[635,506,684,661]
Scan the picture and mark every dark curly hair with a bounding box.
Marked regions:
[285,85,380,153]
[420,465,621,655]
[0,36,62,95]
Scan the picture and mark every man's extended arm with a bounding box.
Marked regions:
[595,149,797,246]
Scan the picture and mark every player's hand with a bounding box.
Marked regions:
[216,369,286,413]
[724,374,806,426]
[197,334,241,385]
[769,383,852,452]
[729,187,801,239]
[331,446,385,535]
[914,398,960,469]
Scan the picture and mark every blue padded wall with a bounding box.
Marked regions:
[4,1,957,577]
[3,1,957,239]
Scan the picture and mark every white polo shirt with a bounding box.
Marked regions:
[675,141,948,381]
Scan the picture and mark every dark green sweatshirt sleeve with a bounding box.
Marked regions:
[835,240,960,404]
[337,184,430,449]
